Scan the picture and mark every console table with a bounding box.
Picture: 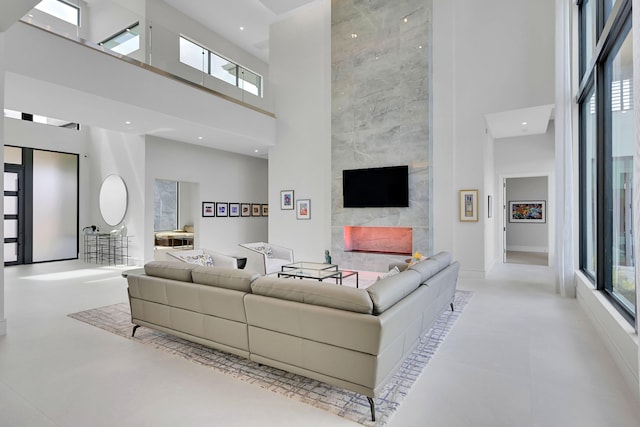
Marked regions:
[84,233,131,266]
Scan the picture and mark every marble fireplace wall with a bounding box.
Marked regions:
[331,0,433,272]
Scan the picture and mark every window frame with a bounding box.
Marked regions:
[577,0,635,322]
[178,35,263,97]
[34,0,80,27]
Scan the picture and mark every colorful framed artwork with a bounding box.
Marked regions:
[509,200,546,223]
[261,204,269,217]
[216,202,228,217]
[459,190,478,222]
[241,203,251,217]
[296,199,311,220]
[252,204,261,216]
[202,201,215,217]
[280,190,294,210]
[229,203,240,217]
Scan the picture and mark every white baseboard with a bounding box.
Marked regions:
[506,245,548,253]
[0,318,6,336]
[575,272,640,402]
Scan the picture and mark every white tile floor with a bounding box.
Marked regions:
[1,260,640,426]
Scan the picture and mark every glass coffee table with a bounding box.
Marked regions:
[279,262,359,288]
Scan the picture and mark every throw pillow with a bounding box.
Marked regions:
[408,251,427,267]
[377,266,400,281]
[184,253,215,267]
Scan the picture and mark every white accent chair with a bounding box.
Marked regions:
[167,248,238,269]
[238,242,294,275]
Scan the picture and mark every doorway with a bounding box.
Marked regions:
[503,176,549,266]
[4,165,25,265]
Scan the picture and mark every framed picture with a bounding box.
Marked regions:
[509,200,546,223]
[229,203,240,217]
[488,195,493,218]
[459,190,478,222]
[280,190,294,210]
[202,201,215,217]
[216,202,228,217]
[240,203,251,217]
[252,204,261,216]
[261,204,269,217]
[296,199,311,220]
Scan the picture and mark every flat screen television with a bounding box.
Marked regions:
[343,165,409,208]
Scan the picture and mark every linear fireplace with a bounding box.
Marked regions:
[343,226,412,256]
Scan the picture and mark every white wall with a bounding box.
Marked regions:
[433,0,555,275]
[505,176,549,252]
[145,0,271,112]
[144,136,268,262]
[85,0,145,62]
[0,31,6,336]
[268,0,331,263]
[88,127,146,264]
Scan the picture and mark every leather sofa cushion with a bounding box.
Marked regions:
[144,261,194,282]
[251,277,373,314]
[366,269,422,315]
[408,251,451,283]
[191,266,260,292]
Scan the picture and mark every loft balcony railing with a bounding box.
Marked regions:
[19,2,274,118]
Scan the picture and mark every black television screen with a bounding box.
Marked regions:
[343,165,409,208]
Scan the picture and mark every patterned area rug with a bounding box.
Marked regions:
[69,290,472,426]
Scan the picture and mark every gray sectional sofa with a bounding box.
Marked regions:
[126,251,459,421]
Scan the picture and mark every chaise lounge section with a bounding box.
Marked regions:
[126,251,459,421]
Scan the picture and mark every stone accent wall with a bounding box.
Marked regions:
[331,0,433,272]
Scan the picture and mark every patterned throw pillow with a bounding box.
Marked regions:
[253,245,274,258]
[184,253,214,267]
[377,266,401,281]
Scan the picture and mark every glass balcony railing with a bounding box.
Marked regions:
[20,0,272,116]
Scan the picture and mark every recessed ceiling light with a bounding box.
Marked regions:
[125,121,131,125]
[351,33,358,38]
[254,149,259,153]
[521,121,527,126]
[198,136,203,140]
[240,26,244,31]
[418,45,423,49]
[28,14,33,18]
[404,17,408,23]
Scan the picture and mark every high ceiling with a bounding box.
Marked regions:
[163,0,319,63]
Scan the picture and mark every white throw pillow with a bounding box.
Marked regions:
[377,266,400,281]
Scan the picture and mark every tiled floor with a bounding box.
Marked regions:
[1,260,639,426]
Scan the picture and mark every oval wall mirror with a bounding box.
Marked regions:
[99,174,128,226]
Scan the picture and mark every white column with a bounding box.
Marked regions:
[554,0,575,298]
[0,30,6,335]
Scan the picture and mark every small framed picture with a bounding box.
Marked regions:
[296,199,311,220]
[261,204,269,217]
[459,190,478,222]
[202,201,215,217]
[216,202,228,217]
[281,190,294,210]
[241,203,251,217]
[229,203,240,217]
[252,204,262,216]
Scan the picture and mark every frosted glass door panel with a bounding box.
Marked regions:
[32,151,78,262]
[4,172,18,191]
[4,196,17,215]
[4,220,17,239]
[4,243,17,262]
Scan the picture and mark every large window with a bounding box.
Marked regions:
[578,0,635,320]
[179,36,263,97]
[34,0,79,26]
[100,23,140,56]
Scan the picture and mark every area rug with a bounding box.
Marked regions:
[69,290,472,426]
